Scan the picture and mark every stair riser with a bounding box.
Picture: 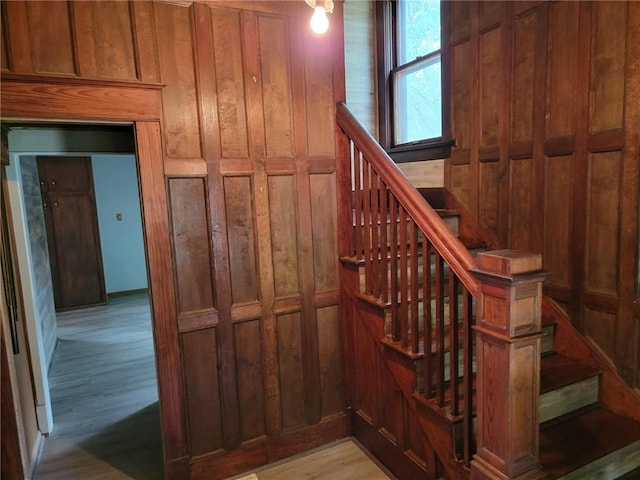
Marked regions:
[539,375,599,424]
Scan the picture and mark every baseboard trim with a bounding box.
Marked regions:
[107,288,149,300]
[353,411,428,480]
[189,414,349,480]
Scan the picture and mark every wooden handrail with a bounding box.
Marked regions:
[336,103,480,298]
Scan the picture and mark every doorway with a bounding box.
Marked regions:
[5,125,163,478]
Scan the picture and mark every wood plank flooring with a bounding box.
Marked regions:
[34,293,164,480]
[33,292,393,480]
[230,438,394,480]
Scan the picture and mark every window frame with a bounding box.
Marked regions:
[376,0,452,162]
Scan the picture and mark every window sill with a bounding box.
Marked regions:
[387,138,454,163]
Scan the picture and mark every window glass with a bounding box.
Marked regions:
[397,0,441,64]
[394,54,442,144]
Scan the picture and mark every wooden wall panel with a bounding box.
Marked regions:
[586,152,621,296]
[277,312,306,430]
[479,27,501,148]
[2,1,348,476]
[310,173,338,293]
[450,2,471,44]
[154,2,202,159]
[317,305,343,417]
[451,41,471,151]
[543,156,572,288]
[451,164,471,210]
[590,2,627,133]
[583,307,616,360]
[510,12,536,145]
[169,178,215,314]
[446,1,640,387]
[211,7,250,159]
[546,2,579,139]
[268,175,300,299]
[509,159,533,251]
[1,6,8,71]
[224,176,259,305]
[234,319,266,441]
[26,1,75,75]
[87,1,137,80]
[304,34,335,158]
[182,328,223,456]
[479,162,499,231]
[380,368,403,445]
[258,15,294,159]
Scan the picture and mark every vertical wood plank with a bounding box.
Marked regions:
[543,155,572,288]
[546,1,579,138]
[192,2,241,451]
[269,175,301,299]
[617,1,640,384]
[181,328,223,455]
[510,11,536,144]
[211,7,250,159]
[586,152,621,297]
[479,27,501,148]
[135,121,187,462]
[26,0,75,75]
[154,2,201,159]
[317,305,344,418]
[241,8,281,439]
[304,32,335,158]
[223,176,259,304]
[479,162,499,231]
[131,1,160,83]
[451,41,471,150]
[3,1,33,72]
[168,178,215,314]
[91,1,137,80]
[310,173,339,293]
[277,312,306,430]
[258,14,294,158]
[234,319,266,441]
[590,2,627,133]
[70,1,97,78]
[509,159,533,251]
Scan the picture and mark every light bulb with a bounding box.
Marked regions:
[310,6,329,34]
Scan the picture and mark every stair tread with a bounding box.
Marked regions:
[539,407,640,479]
[540,353,600,394]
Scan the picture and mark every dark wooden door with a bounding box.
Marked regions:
[37,156,106,310]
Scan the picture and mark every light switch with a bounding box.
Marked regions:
[116,213,123,221]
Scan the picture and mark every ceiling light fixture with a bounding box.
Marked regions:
[305,0,334,35]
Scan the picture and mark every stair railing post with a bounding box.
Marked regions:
[470,250,548,480]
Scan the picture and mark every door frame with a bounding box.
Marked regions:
[1,74,188,471]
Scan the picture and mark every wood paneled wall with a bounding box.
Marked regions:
[446,1,640,388]
[1,1,347,477]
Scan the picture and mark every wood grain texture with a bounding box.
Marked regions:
[154,2,201,159]
[26,1,75,75]
[230,438,392,480]
[168,178,215,314]
[0,76,162,121]
[182,328,223,456]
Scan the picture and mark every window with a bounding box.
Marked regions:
[377,0,451,162]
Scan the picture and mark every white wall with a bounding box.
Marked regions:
[92,155,148,294]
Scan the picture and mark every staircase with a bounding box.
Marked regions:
[336,103,640,480]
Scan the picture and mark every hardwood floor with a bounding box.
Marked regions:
[34,293,392,480]
[35,293,164,480]
[230,438,395,480]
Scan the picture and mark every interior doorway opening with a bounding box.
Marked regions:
[3,123,163,478]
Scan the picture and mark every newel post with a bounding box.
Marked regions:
[470,250,548,480]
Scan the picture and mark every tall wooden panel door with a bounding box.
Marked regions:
[37,156,106,310]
